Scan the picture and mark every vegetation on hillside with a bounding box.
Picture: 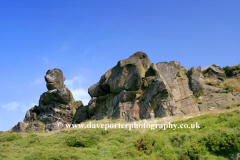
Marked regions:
[205,78,240,93]
[1,109,240,160]
[222,64,240,78]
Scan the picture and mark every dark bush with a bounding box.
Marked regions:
[223,64,240,78]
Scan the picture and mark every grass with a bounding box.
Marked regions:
[204,78,217,86]
[205,78,240,93]
[221,78,240,93]
[1,108,240,159]
[225,103,240,109]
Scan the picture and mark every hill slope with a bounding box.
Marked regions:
[1,108,240,160]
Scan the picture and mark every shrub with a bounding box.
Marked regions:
[136,133,156,155]
[157,144,178,160]
[188,142,207,160]
[203,129,240,155]
[222,64,240,78]
[169,133,189,147]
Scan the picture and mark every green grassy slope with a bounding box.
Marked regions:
[1,109,240,160]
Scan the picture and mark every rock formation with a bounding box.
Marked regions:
[73,52,240,123]
[12,68,83,132]
[203,64,226,82]
[188,66,221,96]
[12,52,240,132]
[74,52,197,122]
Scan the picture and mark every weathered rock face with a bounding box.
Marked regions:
[203,65,226,82]
[188,66,221,96]
[12,122,28,132]
[86,52,152,121]
[188,66,205,96]
[84,52,201,121]
[155,61,199,115]
[198,92,239,111]
[13,68,83,132]
[45,68,66,90]
[72,104,88,124]
[89,51,151,96]
[78,52,240,122]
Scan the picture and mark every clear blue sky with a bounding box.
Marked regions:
[1,0,239,131]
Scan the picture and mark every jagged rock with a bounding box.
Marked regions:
[28,121,45,132]
[85,52,200,121]
[13,68,83,132]
[188,66,221,96]
[203,65,226,82]
[155,61,199,115]
[12,122,28,132]
[155,100,177,118]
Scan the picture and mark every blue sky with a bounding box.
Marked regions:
[0,0,240,131]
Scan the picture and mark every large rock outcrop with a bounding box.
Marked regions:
[12,52,240,132]
[73,52,240,123]
[12,68,83,132]
[75,51,201,122]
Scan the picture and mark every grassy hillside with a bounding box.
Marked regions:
[1,109,240,160]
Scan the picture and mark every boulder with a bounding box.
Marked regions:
[88,83,107,98]
[203,65,226,82]
[12,122,28,132]
[188,66,205,96]
[99,51,151,94]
